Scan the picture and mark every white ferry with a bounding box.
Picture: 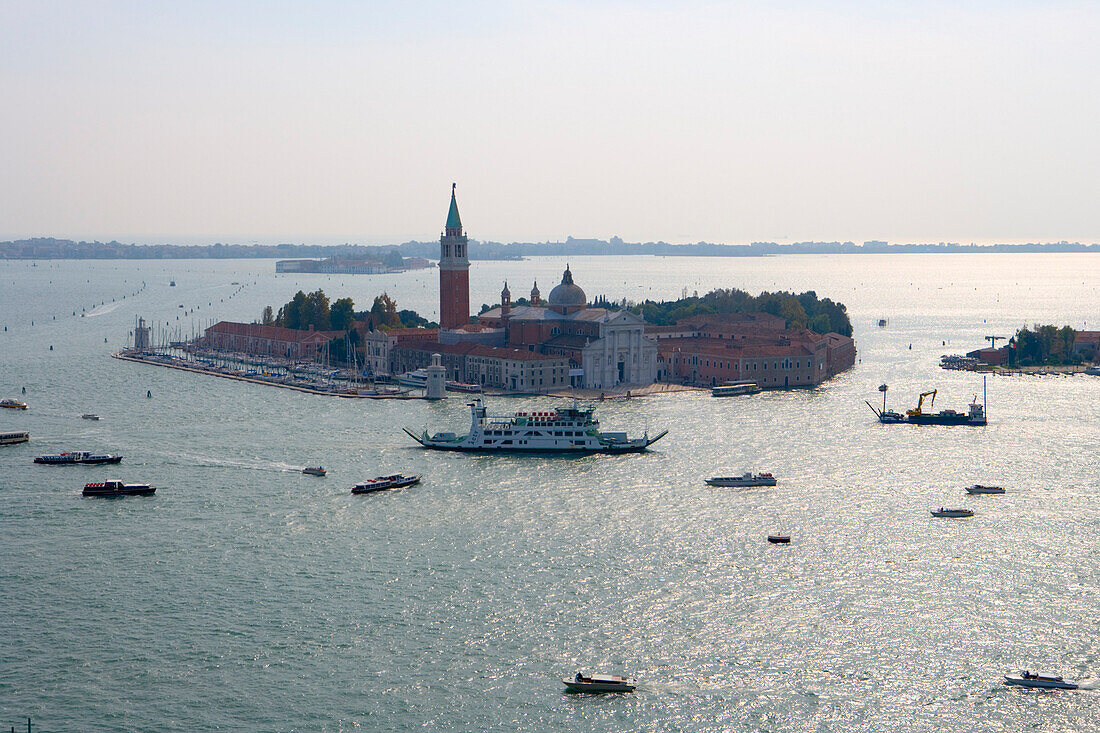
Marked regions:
[404,398,667,453]
[397,369,429,388]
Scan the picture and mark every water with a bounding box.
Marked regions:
[0,254,1098,731]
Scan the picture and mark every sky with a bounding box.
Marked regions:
[1,1,1099,246]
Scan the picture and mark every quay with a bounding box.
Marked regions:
[111,351,422,399]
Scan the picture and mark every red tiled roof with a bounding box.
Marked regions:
[396,340,565,362]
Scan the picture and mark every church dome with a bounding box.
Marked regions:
[547,266,586,309]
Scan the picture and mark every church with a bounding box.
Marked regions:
[473,267,659,390]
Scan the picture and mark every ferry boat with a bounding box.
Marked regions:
[0,431,30,445]
[1004,670,1078,690]
[562,672,636,693]
[965,484,1005,494]
[712,381,761,397]
[83,480,155,497]
[446,381,482,393]
[705,472,777,487]
[34,451,123,465]
[1,398,28,410]
[351,474,421,493]
[404,399,668,454]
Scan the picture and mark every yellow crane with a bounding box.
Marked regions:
[906,390,936,416]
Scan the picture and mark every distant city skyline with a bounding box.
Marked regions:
[3,1,1099,245]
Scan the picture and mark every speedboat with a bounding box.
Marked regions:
[1004,670,1078,690]
[1,398,28,410]
[562,672,636,693]
[768,534,791,544]
[81,413,101,421]
[302,466,326,477]
[706,472,777,487]
[83,481,155,497]
[351,474,421,494]
[931,508,973,518]
[965,484,1005,494]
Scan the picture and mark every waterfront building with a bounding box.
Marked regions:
[360,327,438,376]
[391,341,570,393]
[439,184,471,330]
[203,322,342,359]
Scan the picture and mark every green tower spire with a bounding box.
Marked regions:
[446,182,462,232]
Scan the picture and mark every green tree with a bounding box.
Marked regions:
[330,297,356,331]
[260,305,274,326]
[370,293,401,329]
[381,248,404,269]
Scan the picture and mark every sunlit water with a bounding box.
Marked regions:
[0,254,1098,731]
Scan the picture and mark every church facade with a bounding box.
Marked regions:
[477,266,659,390]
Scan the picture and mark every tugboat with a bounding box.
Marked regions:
[35,451,122,465]
[351,474,421,493]
[867,380,987,426]
[404,398,667,453]
[562,672,636,693]
[302,466,326,477]
[83,481,155,497]
[1,398,28,410]
[705,472,777,487]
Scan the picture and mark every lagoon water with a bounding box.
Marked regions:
[1,253,1098,731]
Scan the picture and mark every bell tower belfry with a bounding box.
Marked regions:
[439,183,470,330]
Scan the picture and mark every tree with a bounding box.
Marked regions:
[330,297,356,331]
[381,248,404,269]
[370,293,401,329]
[277,290,307,329]
[260,305,274,326]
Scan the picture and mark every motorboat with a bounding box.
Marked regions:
[931,508,973,518]
[82,413,101,421]
[1004,670,1078,690]
[767,534,791,544]
[302,466,326,477]
[35,451,122,465]
[965,484,1005,494]
[1,398,28,410]
[705,472,777,487]
[83,481,156,497]
[0,431,30,445]
[562,672,636,693]
[351,474,421,494]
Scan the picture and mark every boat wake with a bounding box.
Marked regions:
[162,451,303,473]
[1074,679,1100,690]
[85,302,122,317]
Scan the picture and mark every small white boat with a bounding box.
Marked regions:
[965,484,1004,494]
[931,508,973,518]
[562,672,636,693]
[81,413,101,421]
[302,466,326,477]
[706,472,777,487]
[1004,670,1078,690]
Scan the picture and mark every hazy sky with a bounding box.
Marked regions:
[2,1,1099,245]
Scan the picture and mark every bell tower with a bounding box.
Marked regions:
[439,183,470,330]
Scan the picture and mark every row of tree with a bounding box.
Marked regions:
[261,290,435,333]
[1009,325,1086,365]
[627,288,852,336]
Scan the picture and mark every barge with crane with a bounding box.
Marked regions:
[867,378,987,426]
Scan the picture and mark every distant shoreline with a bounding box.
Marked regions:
[2,237,1098,260]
